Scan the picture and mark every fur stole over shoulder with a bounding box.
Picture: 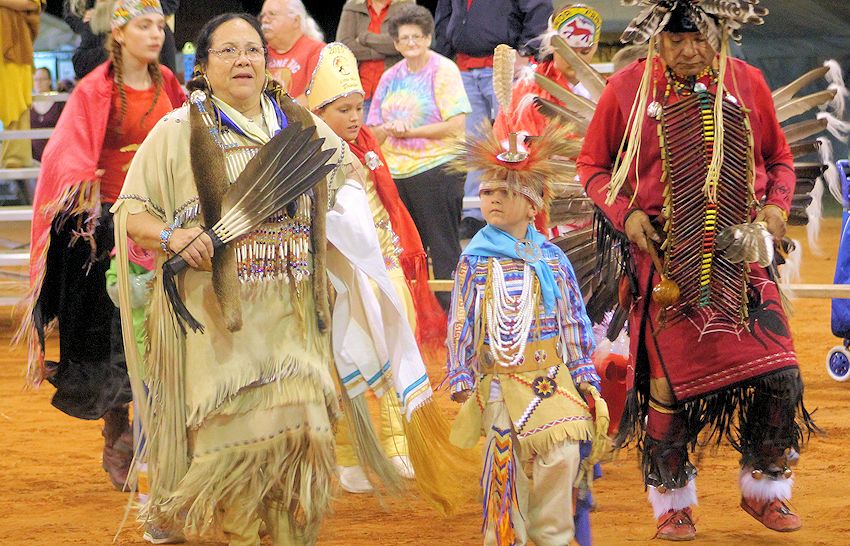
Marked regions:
[188,96,242,331]
[274,90,332,334]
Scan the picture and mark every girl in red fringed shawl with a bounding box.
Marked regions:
[308,41,448,494]
[16,0,184,492]
[493,2,601,239]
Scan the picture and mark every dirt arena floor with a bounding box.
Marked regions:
[1,219,849,545]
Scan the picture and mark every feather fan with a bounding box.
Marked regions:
[163,121,336,333]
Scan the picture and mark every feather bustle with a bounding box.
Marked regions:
[776,90,838,124]
[549,35,606,101]
[772,66,829,108]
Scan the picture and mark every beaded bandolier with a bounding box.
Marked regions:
[657,76,755,325]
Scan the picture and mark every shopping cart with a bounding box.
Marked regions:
[828,159,850,380]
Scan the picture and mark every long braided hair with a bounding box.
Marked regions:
[107,33,164,133]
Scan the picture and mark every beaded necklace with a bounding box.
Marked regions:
[485,259,540,367]
[647,61,719,119]
[663,66,718,102]
[190,91,312,285]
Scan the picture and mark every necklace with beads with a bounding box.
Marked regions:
[647,63,719,120]
[485,259,539,367]
[663,66,718,101]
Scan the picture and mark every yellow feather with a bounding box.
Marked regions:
[493,44,517,116]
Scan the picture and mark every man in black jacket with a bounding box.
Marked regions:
[434,0,552,238]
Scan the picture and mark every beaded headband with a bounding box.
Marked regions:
[112,0,163,29]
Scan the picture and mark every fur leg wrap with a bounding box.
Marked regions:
[648,479,697,520]
[739,467,793,503]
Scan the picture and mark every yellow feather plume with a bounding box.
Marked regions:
[493,44,517,116]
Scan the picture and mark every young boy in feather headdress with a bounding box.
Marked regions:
[446,126,608,546]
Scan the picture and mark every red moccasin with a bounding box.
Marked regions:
[655,507,696,541]
[740,497,802,532]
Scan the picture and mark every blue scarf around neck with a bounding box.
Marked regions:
[463,224,559,314]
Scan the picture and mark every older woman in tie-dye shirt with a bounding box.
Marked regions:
[366,4,470,308]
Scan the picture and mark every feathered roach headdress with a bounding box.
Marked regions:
[449,44,581,218]
[448,122,582,218]
[605,0,768,207]
[621,0,766,50]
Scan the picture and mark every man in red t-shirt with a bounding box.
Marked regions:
[260,0,326,102]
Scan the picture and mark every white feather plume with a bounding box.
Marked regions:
[779,239,802,285]
[817,111,850,142]
[818,136,844,206]
[823,60,849,118]
[805,175,824,255]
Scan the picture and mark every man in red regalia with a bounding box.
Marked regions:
[577,1,815,540]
